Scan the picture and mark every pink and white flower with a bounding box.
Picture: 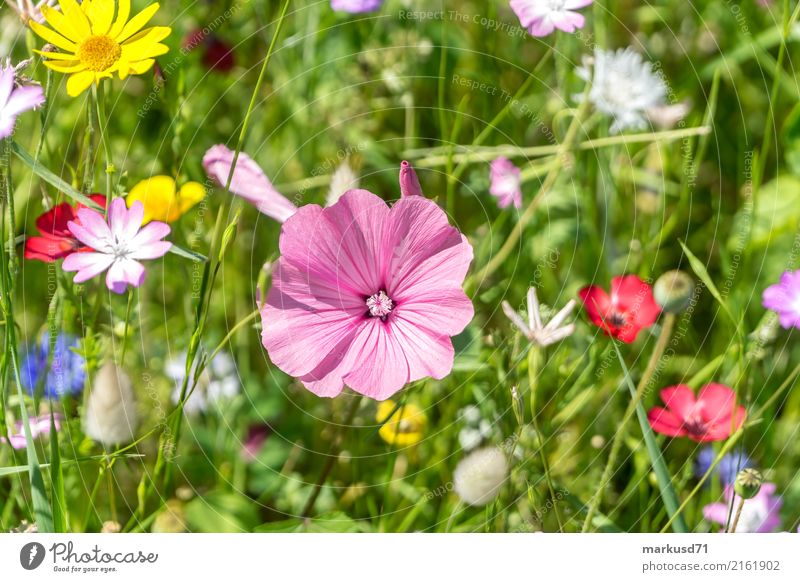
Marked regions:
[202,144,298,223]
[489,157,522,209]
[1,413,62,450]
[261,162,474,400]
[0,60,45,139]
[62,198,172,294]
[510,0,593,37]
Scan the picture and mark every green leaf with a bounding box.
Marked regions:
[168,244,207,263]
[50,412,66,532]
[679,241,740,333]
[184,491,260,532]
[611,341,688,533]
[10,140,101,209]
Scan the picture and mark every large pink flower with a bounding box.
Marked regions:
[261,162,474,400]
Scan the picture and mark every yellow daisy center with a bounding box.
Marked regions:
[77,35,121,72]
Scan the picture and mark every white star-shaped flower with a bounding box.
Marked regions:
[502,288,576,347]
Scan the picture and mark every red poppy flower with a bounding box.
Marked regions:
[578,275,660,343]
[647,384,746,442]
[24,195,106,262]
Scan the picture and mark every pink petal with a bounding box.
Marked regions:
[105,259,145,293]
[110,198,143,242]
[552,11,585,33]
[391,317,455,382]
[130,221,170,247]
[261,258,365,378]
[129,241,172,260]
[342,319,410,400]
[3,84,45,117]
[383,196,473,297]
[702,502,730,526]
[62,251,114,283]
[279,190,389,296]
[71,207,112,248]
[393,287,474,337]
[202,144,297,222]
[529,18,556,37]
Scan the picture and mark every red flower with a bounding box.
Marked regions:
[578,275,660,342]
[647,384,746,442]
[182,29,235,73]
[24,195,106,262]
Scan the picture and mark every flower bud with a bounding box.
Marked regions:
[734,468,763,500]
[399,160,423,197]
[654,270,695,313]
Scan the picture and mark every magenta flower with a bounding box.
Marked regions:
[0,61,45,140]
[762,270,800,329]
[203,144,297,223]
[331,0,383,13]
[510,0,593,37]
[1,413,62,450]
[261,162,474,400]
[489,157,522,209]
[703,483,783,533]
[62,198,172,294]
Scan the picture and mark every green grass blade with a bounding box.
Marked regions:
[611,340,688,533]
[49,411,66,532]
[10,140,101,209]
[168,244,207,263]
[13,384,54,532]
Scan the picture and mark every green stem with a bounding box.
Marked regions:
[129,0,292,529]
[301,395,361,518]
[93,82,114,205]
[582,313,676,532]
[471,96,591,288]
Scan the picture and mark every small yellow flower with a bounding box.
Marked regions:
[126,175,205,223]
[376,400,427,446]
[29,0,171,96]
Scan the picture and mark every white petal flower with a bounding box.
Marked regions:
[577,47,667,133]
[502,287,576,347]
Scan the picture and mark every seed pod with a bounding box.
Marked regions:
[654,270,695,313]
[734,468,763,500]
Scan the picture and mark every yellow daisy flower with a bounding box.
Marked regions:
[126,176,205,223]
[29,0,171,96]
[376,400,427,447]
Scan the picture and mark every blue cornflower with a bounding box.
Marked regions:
[20,333,86,397]
[694,446,752,486]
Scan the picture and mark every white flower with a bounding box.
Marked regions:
[168,351,239,415]
[326,160,360,207]
[83,362,137,447]
[577,47,667,133]
[453,446,509,506]
[502,287,576,347]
